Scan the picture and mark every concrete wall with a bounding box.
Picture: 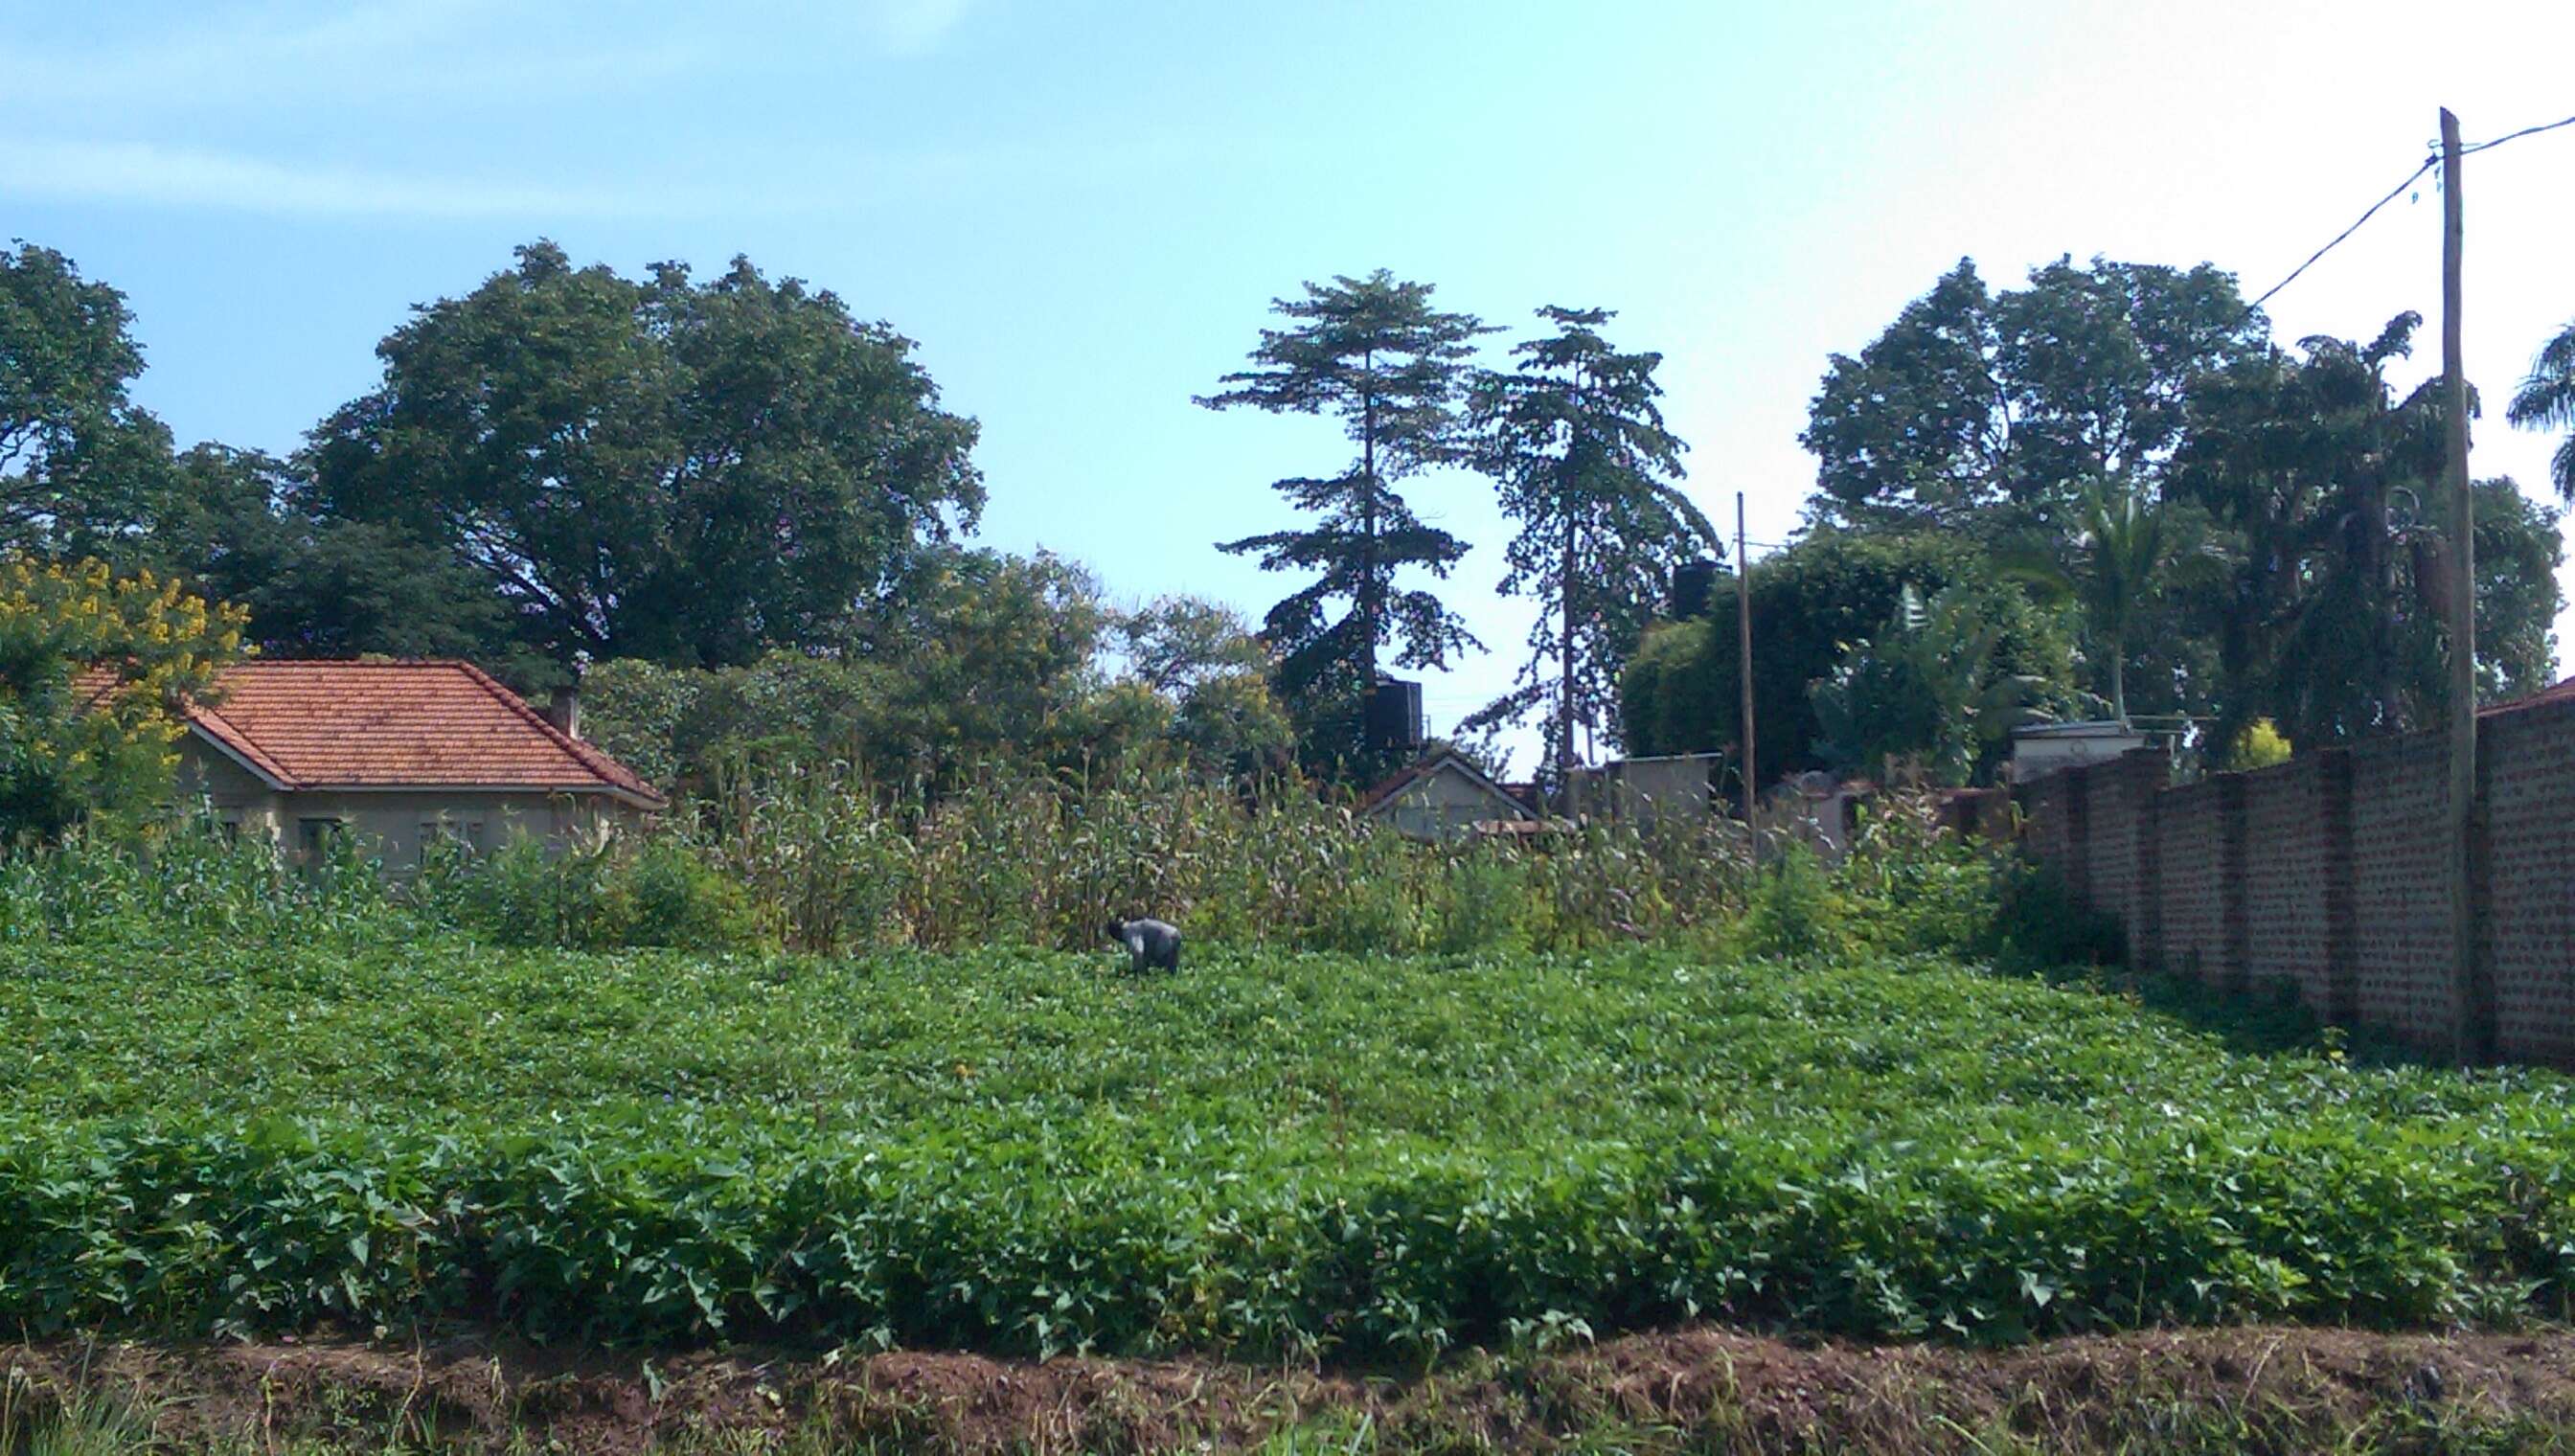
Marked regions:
[2019,698,2575,1067]
[1605,756,1719,820]
[173,740,645,870]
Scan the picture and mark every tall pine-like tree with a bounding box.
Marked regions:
[1463,307,1712,805]
[1198,271,1490,771]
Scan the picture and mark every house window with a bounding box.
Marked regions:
[420,818,489,855]
[296,817,347,860]
[217,817,241,844]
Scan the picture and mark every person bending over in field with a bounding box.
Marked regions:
[1104,917,1182,974]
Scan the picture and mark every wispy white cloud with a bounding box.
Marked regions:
[0,123,1195,223]
[0,0,978,111]
[0,0,687,111]
[871,0,977,55]
[0,137,646,219]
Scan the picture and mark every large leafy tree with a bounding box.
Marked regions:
[147,445,522,673]
[0,243,177,557]
[2466,479,2565,704]
[2508,317,2575,499]
[1111,596,1294,777]
[2172,317,2429,752]
[1198,270,1491,771]
[307,241,984,671]
[1460,307,1713,797]
[1803,256,2264,537]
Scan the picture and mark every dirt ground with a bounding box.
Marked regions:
[5,1324,2573,1453]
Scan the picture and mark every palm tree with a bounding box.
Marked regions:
[1998,478,2168,725]
[2507,318,2575,501]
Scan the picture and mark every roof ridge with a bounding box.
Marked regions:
[1356,748,1532,816]
[223,656,479,670]
[441,660,662,802]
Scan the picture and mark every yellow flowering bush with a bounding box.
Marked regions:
[2230,717,2292,770]
[0,556,249,839]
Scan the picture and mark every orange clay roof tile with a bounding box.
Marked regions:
[105,660,662,804]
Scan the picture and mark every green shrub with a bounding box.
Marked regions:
[1838,792,2010,956]
[424,834,766,952]
[1985,854,2125,969]
[1430,854,1532,956]
[1734,841,1853,959]
[610,836,766,949]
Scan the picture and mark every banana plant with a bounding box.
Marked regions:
[1810,583,2057,785]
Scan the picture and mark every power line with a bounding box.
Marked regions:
[2250,154,2435,309]
[2251,106,2575,310]
[2462,111,2575,155]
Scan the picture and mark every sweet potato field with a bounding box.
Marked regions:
[2,934,2571,1358]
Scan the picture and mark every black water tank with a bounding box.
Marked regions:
[1364,677,1424,752]
[1671,557,1720,620]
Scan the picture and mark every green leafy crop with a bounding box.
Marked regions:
[1,928,2567,1357]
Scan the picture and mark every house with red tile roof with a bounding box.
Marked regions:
[162,660,665,866]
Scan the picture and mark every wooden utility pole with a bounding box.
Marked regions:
[1737,492,1757,863]
[2439,107,2480,1066]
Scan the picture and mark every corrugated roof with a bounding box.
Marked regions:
[103,660,662,805]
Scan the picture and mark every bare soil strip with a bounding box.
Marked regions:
[5,1326,2572,1453]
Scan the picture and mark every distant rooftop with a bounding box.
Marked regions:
[2012,720,2151,739]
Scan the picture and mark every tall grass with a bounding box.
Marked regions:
[0,815,396,945]
[0,762,2033,962]
[698,758,1755,955]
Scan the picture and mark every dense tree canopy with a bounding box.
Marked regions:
[1620,532,2076,787]
[1793,267,2564,780]
[1110,595,1294,778]
[1803,257,2265,537]
[1200,270,1491,771]
[2,229,2559,813]
[307,241,985,671]
[2467,479,2566,704]
[581,550,1288,796]
[1994,479,2194,725]
[0,244,176,558]
[1808,583,2060,785]
[147,445,518,672]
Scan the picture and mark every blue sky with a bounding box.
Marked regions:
[6,0,2573,770]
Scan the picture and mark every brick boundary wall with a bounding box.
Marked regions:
[2016,698,2575,1068]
